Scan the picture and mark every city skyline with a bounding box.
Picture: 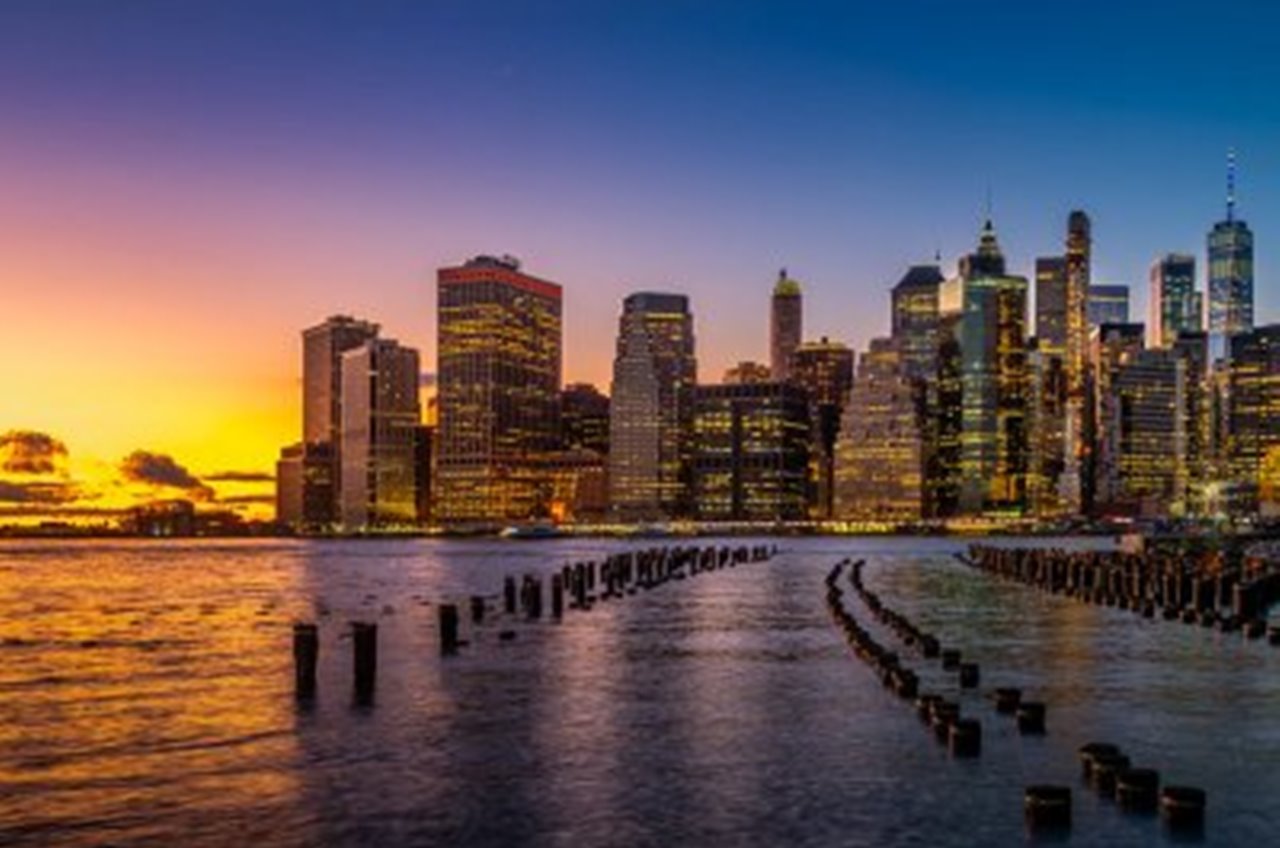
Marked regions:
[3,1,1278,523]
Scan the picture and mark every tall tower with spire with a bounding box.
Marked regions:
[770,268,803,380]
[1208,149,1255,362]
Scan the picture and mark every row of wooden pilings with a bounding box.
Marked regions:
[962,544,1280,642]
[291,542,776,703]
[956,545,1210,832]
[825,556,1207,834]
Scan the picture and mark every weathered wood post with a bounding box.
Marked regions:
[293,622,319,698]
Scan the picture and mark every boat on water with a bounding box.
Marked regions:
[499,523,565,540]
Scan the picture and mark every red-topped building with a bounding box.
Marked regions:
[436,255,563,524]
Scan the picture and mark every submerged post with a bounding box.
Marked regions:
[352,621,377,702]
[439,604,460,655]
[293,622,319,698]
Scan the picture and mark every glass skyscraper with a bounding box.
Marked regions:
[1148,253,1201,349]
[1208,152,1254,362]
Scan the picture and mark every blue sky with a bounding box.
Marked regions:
[2,0,1276,398]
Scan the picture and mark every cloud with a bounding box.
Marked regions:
[0,431,69,475]
[0,480,81,504]
[119,451,214,500]
[204,470,275,483]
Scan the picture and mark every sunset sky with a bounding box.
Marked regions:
[2,0,1278,520]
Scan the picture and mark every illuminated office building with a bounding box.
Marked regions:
[561,383,610,455]
[1172,331,1211,512]
[1087,285,1130,330]
[1103,347,1186,517]
[1025,341,1067,517]
[1035,257,1068,353]
[834,337,925,520]
[692,382,810,522]
[609,292,697,520]
[1149,254,1201,349]
[770,269,803,380]
[944,221,1029,514]
[791,337,855,518]
[299,315,380,526]
[339,338,422,531]
[892,264,945,380]
[436,255,563,524]
[1227,326,1280,515]
[890,262,950,517]
[1090,323,1146,510]
[1061,210,1092,514]
[1208,152,1255,362]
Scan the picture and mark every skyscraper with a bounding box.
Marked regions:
[436,255,563,524]
[1061,210,1092,514]
[692,381,810,522]
[339,338,421,531]
[1087,285,1130,330]
[770,269,803,381]
[890,262,951,518]
[891,264,945,381]
[1025,340,1067,517]
[1034,257,1068,353]
[1149,254,1201,349]
[945,221,1029,514]
[1090,323,1146,510]
[834,337,926,520]
[791,337,855,518]
[1227,325,1280,515]
[299,315,380,526]
[609,292,697,520]
[1208,152,1255,362]
[1105,348,1186,517]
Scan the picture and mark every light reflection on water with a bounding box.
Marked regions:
[0,537,1276,846]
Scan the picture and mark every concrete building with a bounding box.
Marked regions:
[608,292,697,520]
[436,255,563,524]
[298,315,380,527]
[769,269,802,381]
[339,338,421,531]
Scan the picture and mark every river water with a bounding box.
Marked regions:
[0,536,1276,846]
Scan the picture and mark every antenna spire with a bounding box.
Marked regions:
[1227,148,1237,223]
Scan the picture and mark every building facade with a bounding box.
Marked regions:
[1034,256,1068,353]
[1087,284,1130,330]
[1149,253,1201,349]
[1062,210,1092,515]
[692,382,810,522]
[791,337,855,518]
[834,337,925,520]
[1227,326,1280,515]
[769,269,803,381]
[608,292,697,520]
[339,338,422,530]
[436,255,563,524]
[298,315,380,526]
